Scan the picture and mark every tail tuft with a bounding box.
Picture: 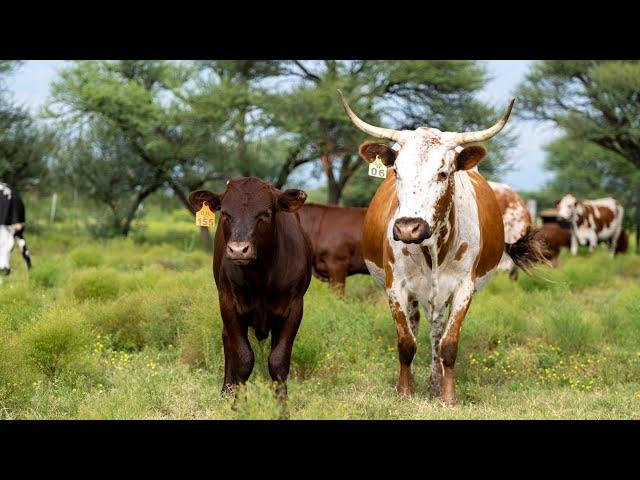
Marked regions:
[505,227,551,274]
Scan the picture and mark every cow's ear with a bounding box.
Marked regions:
[456,144,487,171]
[277,189,307,213]
[189,190,221,212]
[358,142,397,166]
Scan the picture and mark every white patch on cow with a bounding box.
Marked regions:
[0,225,15,270]
[0,183,12,200]
[364,259,385,287]
[392,129,459,240]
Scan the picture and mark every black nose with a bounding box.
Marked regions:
[393,217,431,244]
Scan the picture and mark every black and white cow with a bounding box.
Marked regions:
[0,182,32,275]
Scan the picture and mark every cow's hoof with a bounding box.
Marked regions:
[440,390,458,406]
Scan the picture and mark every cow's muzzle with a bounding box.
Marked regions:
[226,241,256,265]
[393,217,432,244]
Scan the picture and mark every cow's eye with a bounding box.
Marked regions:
[438,171,448,181]
[258,210,271,221]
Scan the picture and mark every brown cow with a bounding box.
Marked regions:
[338,90,548,405]
[188,177,312,408]
[297,203,369,295]
[533,222,572,267]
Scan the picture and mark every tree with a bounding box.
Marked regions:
[0,61,55,191]
[54,121,164,237]
[273,60,516,205]
[517,60,640,252]
[47,60,233,247]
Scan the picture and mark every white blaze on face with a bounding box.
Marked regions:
[393,129,458,235]
[557,194,578,221]
[0,226,15,270]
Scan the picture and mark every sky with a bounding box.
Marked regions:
[4,60,559,191]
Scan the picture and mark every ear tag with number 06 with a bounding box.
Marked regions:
[368,155,387,179]
[195,201,216,227]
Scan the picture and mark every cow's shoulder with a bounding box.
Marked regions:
[362,176,397,269]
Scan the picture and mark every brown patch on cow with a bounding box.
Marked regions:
[468,171,504,279]
[401,246,410,256]
[383,238,395,289]
[454,242,468,261]
[362,176,398,269]
[594,206,614,232]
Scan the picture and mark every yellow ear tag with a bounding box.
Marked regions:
[368,155,387,179]
[195,201,216,227]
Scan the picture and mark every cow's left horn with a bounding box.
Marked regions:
[456,98,516,144]
[337,90,402,142]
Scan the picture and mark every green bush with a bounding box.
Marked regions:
[0,330,37,415]
[21,304,94,379]
[70,246,104,268]
[28,256,68,289]
[66,267,121,301]
[540,293,599,352]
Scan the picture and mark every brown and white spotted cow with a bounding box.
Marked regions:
[338,90,547,405]
[557,194,624,256]
[489,181,532,280]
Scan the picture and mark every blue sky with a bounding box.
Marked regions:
[4,60,558,191]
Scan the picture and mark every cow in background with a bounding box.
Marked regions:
[297,203,369,295]
[489,181,532,280]
[0,182,32,275]
[557,194,624,256]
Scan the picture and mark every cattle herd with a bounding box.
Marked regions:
[1,92,631,410]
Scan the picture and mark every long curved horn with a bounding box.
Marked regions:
[456,98,516,144]
[337,89,402,142]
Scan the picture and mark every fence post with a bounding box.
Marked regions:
[50,192,58,224]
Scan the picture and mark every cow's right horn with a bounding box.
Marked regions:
[337,90,403,142]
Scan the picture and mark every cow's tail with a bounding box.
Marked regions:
[13,228,31,269]
[505,227,551,274]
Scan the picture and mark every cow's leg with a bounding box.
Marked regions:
[13,230,31,269]
[428,302,447,397]
[0,226,15,275]
[588,232,598,253]
[327,259,348,296]
[570,233,578,255]
[437,282,474,406]
[387,287,419,396]
[220,300,254,396]
[268,297,303,411]
[610,224,622,257]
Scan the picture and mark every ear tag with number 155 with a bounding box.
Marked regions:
[368,155,387,179]
[195,201,216,227]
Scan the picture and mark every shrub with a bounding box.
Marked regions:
[0,330,37,415]
[21,304,94,379]
[540,293,599,352]
[0,284,44,331]
[70,246,104,268]
[28,256,68,289]
[66,267,121,301]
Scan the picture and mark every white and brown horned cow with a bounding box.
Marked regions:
[489,181,533,280]
[556,194,624,257]
[338,91,547,405]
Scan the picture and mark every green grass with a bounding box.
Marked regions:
[0,210,639,419]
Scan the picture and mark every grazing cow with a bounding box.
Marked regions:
[0,182,32,275]
[338,90,547,405]
[297,203,369,295]
[489,181,533,280]
[188,177,312,407]
[533,222,572,267]
[557,194,624,256]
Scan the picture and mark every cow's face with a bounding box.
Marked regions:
[0,226,15,275]
[359,133,487,245]
[557,194,578,221]
[338,90,514,246]
[189,178,307,266]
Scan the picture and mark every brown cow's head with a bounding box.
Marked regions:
[189,177,307,266]
[341,90,514,246]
